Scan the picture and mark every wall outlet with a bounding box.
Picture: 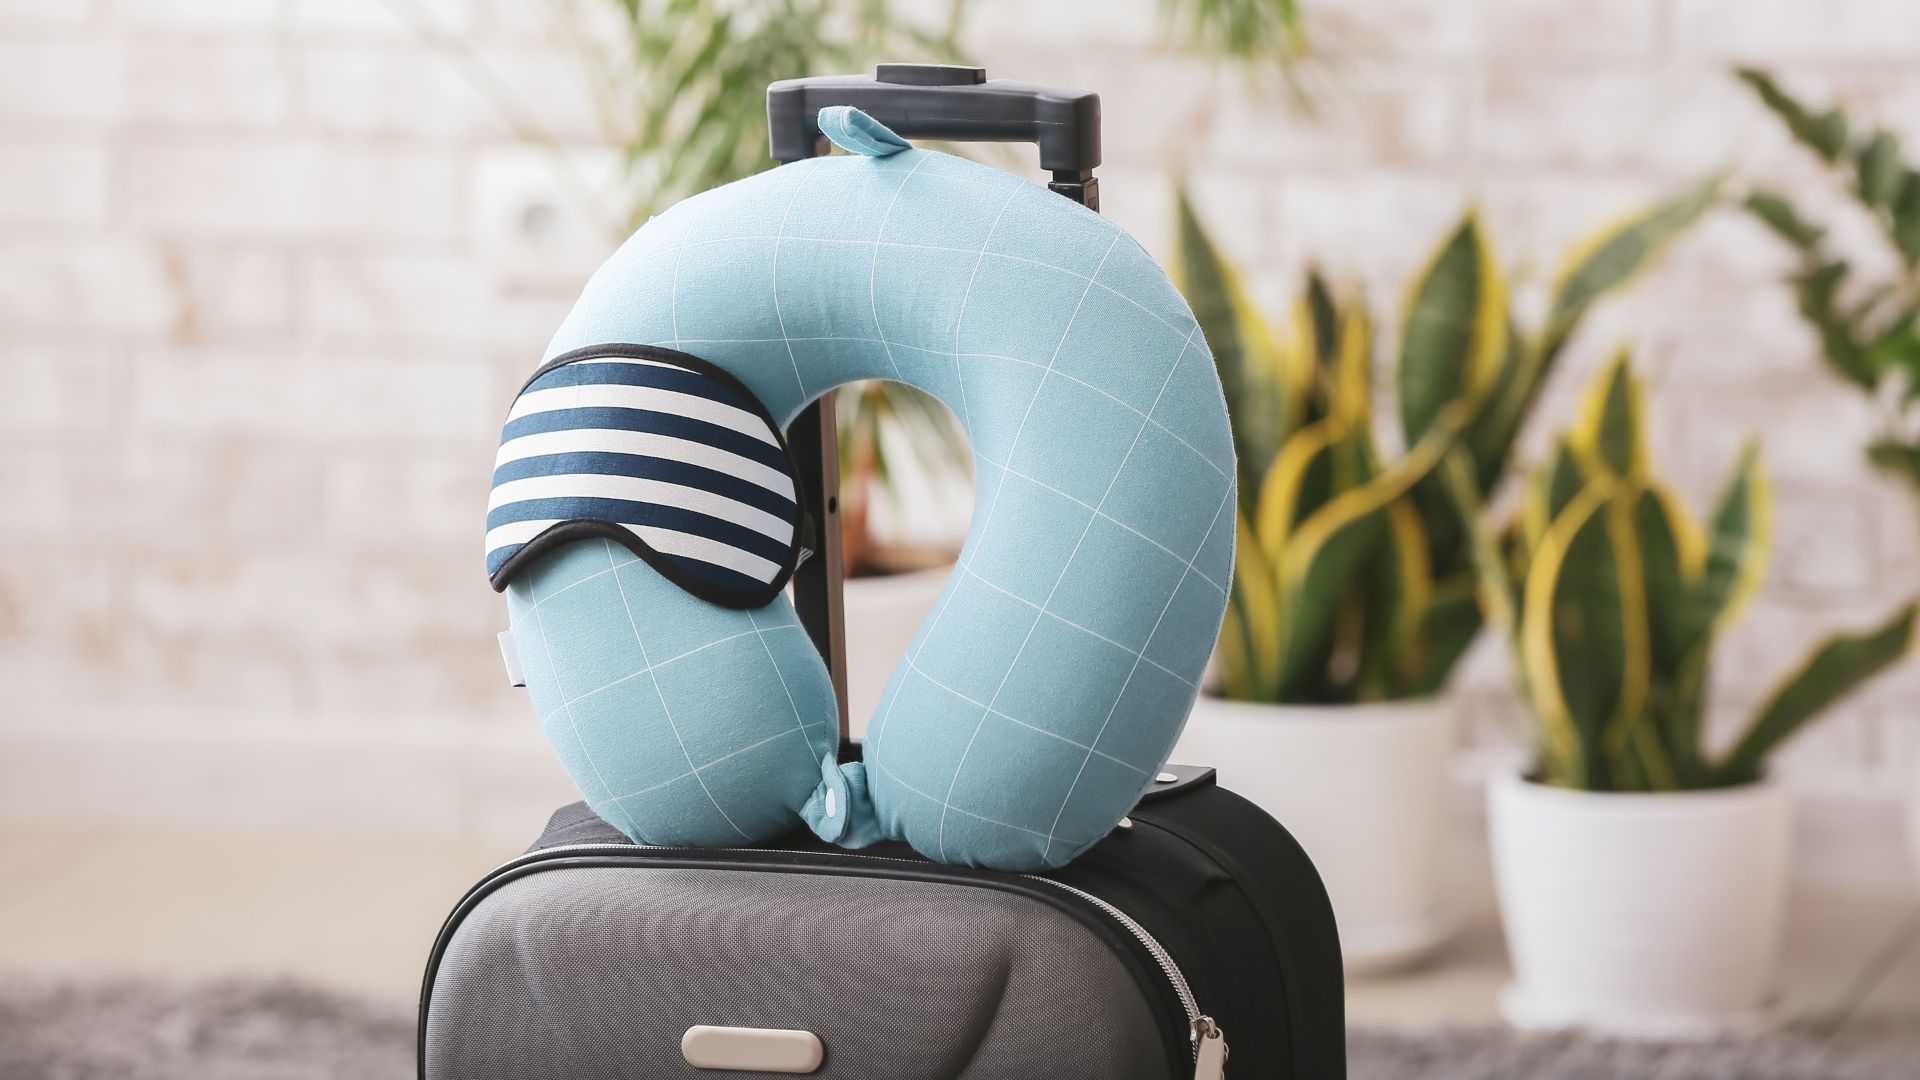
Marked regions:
[472,144,623,290]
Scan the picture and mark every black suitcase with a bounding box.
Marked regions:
[421,67,1346,1079]
[418,761,1343,1079]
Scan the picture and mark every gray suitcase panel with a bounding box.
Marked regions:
[423,865,1171,1079]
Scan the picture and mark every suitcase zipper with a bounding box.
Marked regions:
[469,842,1228,1077]
[1025,876,1229,1080]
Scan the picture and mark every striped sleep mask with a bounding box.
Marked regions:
[485,343,807,609]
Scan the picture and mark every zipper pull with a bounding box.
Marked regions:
[1191,1016,1228,1080]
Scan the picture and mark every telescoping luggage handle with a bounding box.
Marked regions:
[768,65,1103,739]
[768,63,1102,207]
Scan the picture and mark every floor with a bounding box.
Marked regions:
[2,821,1917,1058]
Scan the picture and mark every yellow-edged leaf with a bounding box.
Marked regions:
[1520,476,1612,780]
[1384,496,1434,654]
[1568,349,1649,479]
[1302,269,1340,372]
[1335,300,1373,434]
[1232,511,1285,698]
[1275,406,1465,692]
[1598,486,1660,785]
[1647,481,1706,580]
[1398,213,1509,447]
[1173,190,1315,509]
[1717,604,1917,784]
[1285,405,1466,589]
[1543,176,1720,358]
[1215,601,1254,699]
[1634,482,1702,671]
[1521,440,1587,555]
[1693,442,1773,643]
[1445,448,1518,632]
[1255,418,1345,567]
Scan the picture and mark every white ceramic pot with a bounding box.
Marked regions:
[1172,694,1455,974]
[842,565,952,738]
[1488,771,1792,1037]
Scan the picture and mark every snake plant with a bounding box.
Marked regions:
[1464,353,1916,791]
[1174,180,1718,704]
[1737,68,1920,498]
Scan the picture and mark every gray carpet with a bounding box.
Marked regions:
[0,972,1913,1079]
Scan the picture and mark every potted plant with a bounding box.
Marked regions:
[1469,353,1916,1035]
[1735,68,1920,882]
[1168,181,1715,971]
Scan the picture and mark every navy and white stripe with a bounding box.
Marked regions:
[486,345,800,605]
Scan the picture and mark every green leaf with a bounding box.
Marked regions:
[1374,446,1485,698]
[1543,176,1719,361]
[1742,191,1825,250]
[1520,481,1648,789]
[1331,294,1374,433]
[1215,598,1257,700]
[1521,439,1588,551]
[1274,501,1386,700]
[1174,189,1304,516]
[1304,268,1339,372]
[1459,185,1712,517]
[1632,484,1695,670]
[1254,419,1344,565]
[1278,408,1464,698]
[1737,67,1849,163]
[1792,260,1876,388]
[1688,443,1771,646]
[1867,439,1920,489]
[1174,190,1246,380]
[1568,351,1648,479]
[1403,576,1483,697]
[1866,308,1920,387]
[1629,487,1709,788]
[1857,131,1906,208]
[1353,498,1434,699]
[1228,513,1286,701]
[1893,172,1920,267]
[1654,647,1714,788]
[1399,214,1507,448]
[1443,448,1513,626]
[1716,604,1916,785]
[1460,318,1531,497]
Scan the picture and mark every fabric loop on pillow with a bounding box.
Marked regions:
[818,105,912,158]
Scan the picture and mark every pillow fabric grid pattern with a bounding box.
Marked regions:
[505,108,1236,870]
[505,536,837,847]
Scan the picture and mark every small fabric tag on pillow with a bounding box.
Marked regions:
[497,629,526,688]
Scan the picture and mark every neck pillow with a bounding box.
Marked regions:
[489,108,1235,871]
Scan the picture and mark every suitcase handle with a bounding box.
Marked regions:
[767,64,1102,207]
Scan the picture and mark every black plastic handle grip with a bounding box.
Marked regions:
[767,64,1101,206]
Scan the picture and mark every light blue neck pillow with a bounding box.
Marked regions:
[491,108,1235,871]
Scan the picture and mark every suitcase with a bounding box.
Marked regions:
[421,66,1347,1079]
[418,761,1344,1079]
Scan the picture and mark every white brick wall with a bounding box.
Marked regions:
[2,0,1916,864]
